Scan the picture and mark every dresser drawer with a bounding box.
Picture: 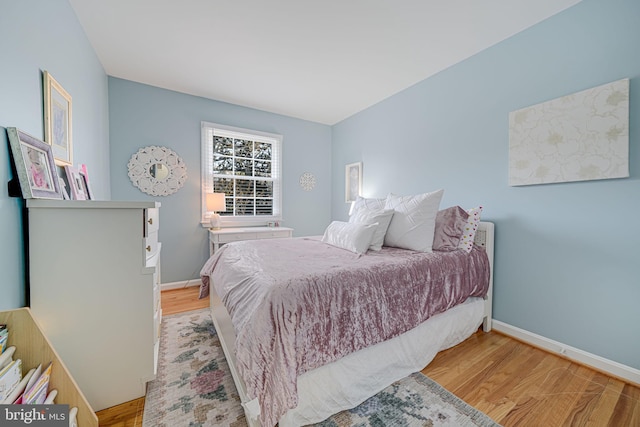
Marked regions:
[145,231,159,260]
[256,230,291,239]
[145,208,159,236]
[218,232,258,243]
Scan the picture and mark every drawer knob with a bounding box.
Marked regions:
[148,218,153,225]
[146,245,152,252]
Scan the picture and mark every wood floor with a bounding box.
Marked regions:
[97,287,639,426]
[421,331,640,426]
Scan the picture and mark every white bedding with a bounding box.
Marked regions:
[272,297,484,426]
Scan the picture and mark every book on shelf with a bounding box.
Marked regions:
[23,363,42,398]
[0,346,15,370]
[0,358,22,402]
[0,324,7,354]
[23,361,52,404]
[2,367,35,404]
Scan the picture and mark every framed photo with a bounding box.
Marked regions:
[43,70,73,166]
[58,176,70,200]
[7,128,63,199]
[79,164,94,200]
[64,165,88,200]
[345,161,362,203]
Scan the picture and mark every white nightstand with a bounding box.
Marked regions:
[209,226,294,256]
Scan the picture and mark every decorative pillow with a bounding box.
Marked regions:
[383,189,444,252]
[458,206,483,253]
[433,206,469,251]
[349,196,386,216]
[321,221,378,254]
[349,208,394,251]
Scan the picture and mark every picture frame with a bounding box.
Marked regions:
[79,164,94,200]
[345,161,362,203]
[43,70,73,166]
[7,127,63,199]
[58,176,70,200]
[64,165,88,200]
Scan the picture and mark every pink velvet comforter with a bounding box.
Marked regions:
[200,236,490,426]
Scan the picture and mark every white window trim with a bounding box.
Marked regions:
[201,121,283,228]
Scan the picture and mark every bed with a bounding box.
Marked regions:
[200,215,494,427]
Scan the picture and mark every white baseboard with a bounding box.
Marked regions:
[492,320,640,386]
[161,279,202,291]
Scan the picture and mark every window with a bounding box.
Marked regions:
[201,122,282,227]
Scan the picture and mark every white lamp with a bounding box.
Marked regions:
[206,193,226,229]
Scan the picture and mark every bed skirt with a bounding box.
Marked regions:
[271,297,485,426]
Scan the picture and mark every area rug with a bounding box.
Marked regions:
[143,309,246,427]
[143,309,501,427]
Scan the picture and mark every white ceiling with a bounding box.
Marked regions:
[69,0,582,125]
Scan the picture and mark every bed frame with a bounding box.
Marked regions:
[209,221,495,427]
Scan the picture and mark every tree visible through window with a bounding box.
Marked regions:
[201,122,282,226]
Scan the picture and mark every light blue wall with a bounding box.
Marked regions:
[332,0,639,370]
[0,0,110,309]
[108,78,332,284]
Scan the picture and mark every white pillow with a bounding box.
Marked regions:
[350,196,386,215]
[458,206,483,253]
[383,189,444,252]
[322,221,378,254]
[349,208,394,251]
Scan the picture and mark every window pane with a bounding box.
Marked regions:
[235,139,253,159]
[235,198,255,215]
[213,177,234,195]
[214,136,233,156]
[254,142,272,160]
[254,160,271,178]
[255,180,273,197]
[234,159,252,176]
[256,199,273,215]
[214,155,233,175]
[220,198,233,216]
[235,179,254,197]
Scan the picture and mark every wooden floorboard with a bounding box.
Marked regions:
[421,330,640,426]
[160,286,209,316]
[97,287,640,426]
[96,397,145,427]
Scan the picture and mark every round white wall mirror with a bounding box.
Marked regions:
[127,146,187,196]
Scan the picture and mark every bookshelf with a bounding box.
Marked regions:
[0,307,98,427]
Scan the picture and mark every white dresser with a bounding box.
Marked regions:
[26,200,161,411]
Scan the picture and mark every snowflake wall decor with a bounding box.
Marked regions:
[299,172,316,191]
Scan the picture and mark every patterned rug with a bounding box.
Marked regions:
[143,309,502,427]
